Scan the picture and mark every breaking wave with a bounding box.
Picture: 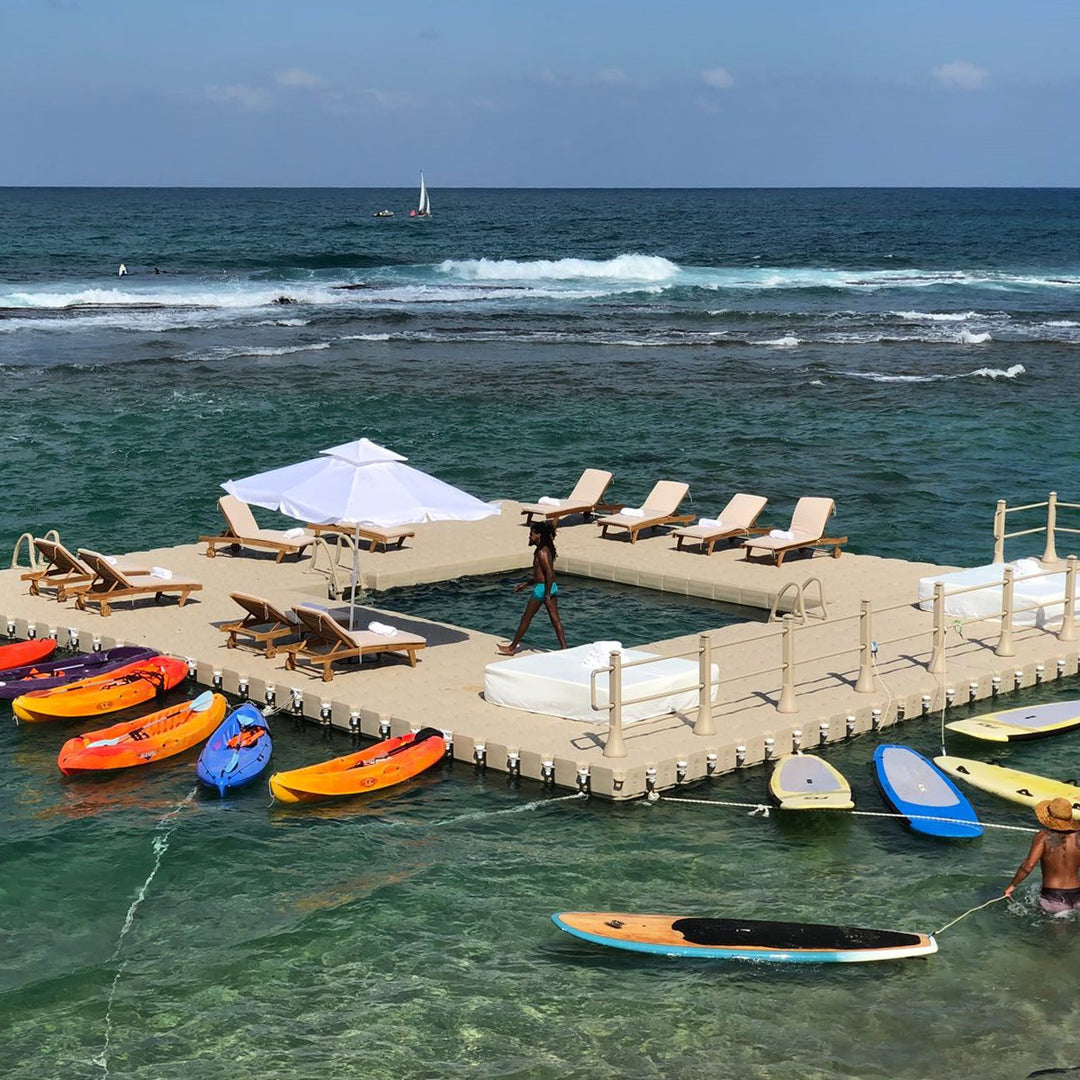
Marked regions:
[437,254,679,282]
[832,363,1026,384]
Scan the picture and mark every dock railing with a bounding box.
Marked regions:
[993,491,1080,564]
[589,555,1079,755]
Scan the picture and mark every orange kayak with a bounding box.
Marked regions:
[269,726,445,803]
[58,691,227,774]
[12,655,189,723]
[0,638,57,673]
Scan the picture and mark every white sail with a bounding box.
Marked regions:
[418,172,427,215]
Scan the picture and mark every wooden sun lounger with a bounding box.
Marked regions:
[519,468,615,526]
[306,522,416,552]
[596,481,693,543]
[72,549,203,617]
[673,493,770,555]
[742,497,848,568]
[219,592,301,657]
[283,605,427,681]
[21,538,148,601]
[200,495,314,562]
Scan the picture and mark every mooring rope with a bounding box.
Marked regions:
[933,894,1008,936]
[657,793,1037,834]
[93,788,196,1076]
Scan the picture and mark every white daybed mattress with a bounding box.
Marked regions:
[484,643,719,724]
[917,559,1076,628]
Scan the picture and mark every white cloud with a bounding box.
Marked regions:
[204,84,270,110]
[933,60,988,90]
[275,68,328,90]
[701,67,734,89]
[596,67,627,84]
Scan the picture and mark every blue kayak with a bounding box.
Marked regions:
[873,744,982,839]
[196,702,272,796]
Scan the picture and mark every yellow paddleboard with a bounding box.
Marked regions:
[946,700,1080,743]
[768,753,854,810]
[934,755,1080,818]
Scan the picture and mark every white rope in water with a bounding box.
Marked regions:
[658,794,1037,834]
[93,788,196,1076]
[933,894,1008,936]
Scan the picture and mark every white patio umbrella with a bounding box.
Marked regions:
[223,438,499,627]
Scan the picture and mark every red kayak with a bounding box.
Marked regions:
[0,638,57,673]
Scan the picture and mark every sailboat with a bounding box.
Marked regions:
[410,172,431,218]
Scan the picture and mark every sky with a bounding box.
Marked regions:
[1,0,1078,187]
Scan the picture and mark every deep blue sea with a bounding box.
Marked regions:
[3,188,1080,1079]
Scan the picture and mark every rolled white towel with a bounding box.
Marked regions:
[1011,557,1041,578]
[282,527,305,540]
[621,507,645,518]
[697,517,724,529]
[537,496,561,506]
[583,640,623,667]
[769,529,794,540]
[150,566,173,580]
[367,620,398,637]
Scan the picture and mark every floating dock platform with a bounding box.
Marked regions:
[3,502,1077,800]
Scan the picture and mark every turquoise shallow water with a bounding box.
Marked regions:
[4,188,1080,1078]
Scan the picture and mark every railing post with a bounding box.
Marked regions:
[997,566,1016,657]
[855,599,875,693]
[603,649,627,758]
[929,582,947,674]
[777,614,798,714]
[1043,491,1059,564]
[1060,555,1077,643]
[693,633,716,736]
[993,499,1006,563]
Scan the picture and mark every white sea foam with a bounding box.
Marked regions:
[835,363,1025,384]
[958,329,992,344]
[756,335,800,347]
[437,253,679,282]
[191,342,333,362]
[892,310,984,322]
[1045,320,1080,327]
[341,333,392,341]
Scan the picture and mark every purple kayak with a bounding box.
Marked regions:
[0,645,158,700]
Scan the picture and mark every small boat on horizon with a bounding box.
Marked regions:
[410,172,431,218]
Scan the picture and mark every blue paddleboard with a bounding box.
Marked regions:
[873,744,982,839]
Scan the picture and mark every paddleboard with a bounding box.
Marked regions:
[551,912,937,963]
[873,745,982,838]
[946,700,1080,743]
[934,755,1080,818]
[768,753,854,810]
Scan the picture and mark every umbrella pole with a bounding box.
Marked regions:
[349,525,361,630]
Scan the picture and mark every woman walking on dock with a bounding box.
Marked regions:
[498,521,567,655]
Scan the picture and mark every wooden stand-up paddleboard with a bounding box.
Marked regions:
[873,745,982,838]
[768,753,854,810]
[946,700,1080,743]
[552,912,937,963]
[935,755,1080,817]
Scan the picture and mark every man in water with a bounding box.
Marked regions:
[1005,797,1080,912]
[497,521,567,655]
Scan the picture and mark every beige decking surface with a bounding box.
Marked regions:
[2,501,1076,799]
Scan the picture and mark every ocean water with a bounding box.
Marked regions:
[3,188,1080,1079]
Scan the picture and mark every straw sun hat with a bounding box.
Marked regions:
[1035,797,1080,832]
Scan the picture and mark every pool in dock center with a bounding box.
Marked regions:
[377,572,765,649]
